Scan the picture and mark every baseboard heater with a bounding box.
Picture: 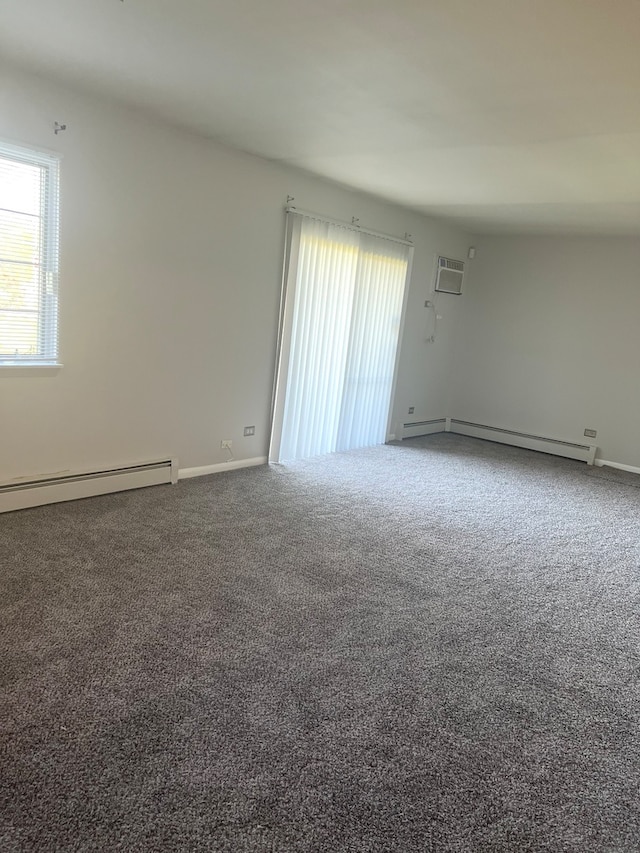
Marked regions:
[0,459,178,514]
[448,420,597,465]
[402,418,447,439]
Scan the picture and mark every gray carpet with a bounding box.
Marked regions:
[2,433,640,852]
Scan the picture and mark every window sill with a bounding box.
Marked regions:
[0,363,63,373]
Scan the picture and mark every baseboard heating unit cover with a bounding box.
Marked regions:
[0,459,178,514]
[448,420,596,465]
[402,418,447,439]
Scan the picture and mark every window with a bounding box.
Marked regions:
[0,140,60,366]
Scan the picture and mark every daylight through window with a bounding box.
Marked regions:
[0,140,60,365]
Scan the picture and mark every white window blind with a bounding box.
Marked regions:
[270,211,411,463]
[0,140,60,366]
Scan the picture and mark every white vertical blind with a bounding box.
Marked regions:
[271,211,411,463]
[0,140,60,365]
[336,232,409,452]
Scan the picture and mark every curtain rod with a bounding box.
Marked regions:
[285,206,414,247]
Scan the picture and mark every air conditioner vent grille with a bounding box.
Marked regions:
[439,257,464,272]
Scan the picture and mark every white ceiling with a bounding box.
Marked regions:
[3,0,640,235]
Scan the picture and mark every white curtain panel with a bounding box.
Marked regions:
[272,212,410,463]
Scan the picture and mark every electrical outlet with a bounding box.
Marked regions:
[584,428,597,439]
[220,440,232,450]
[243,426,255,437]
[408,407,415,415]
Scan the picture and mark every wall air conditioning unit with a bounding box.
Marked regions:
[434,256,464,294]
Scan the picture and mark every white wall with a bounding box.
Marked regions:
[451,236,640,467]
[0,64,470,481]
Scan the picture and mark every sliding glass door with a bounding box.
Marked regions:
[270,211,412,463]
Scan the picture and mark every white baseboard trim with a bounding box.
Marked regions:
[402,418,447,440]
[594,459,640,476]
[179,456,267,480]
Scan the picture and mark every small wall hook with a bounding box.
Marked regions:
[54,122,67,135]
[286,195,295,204]
[351,217,360,226]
